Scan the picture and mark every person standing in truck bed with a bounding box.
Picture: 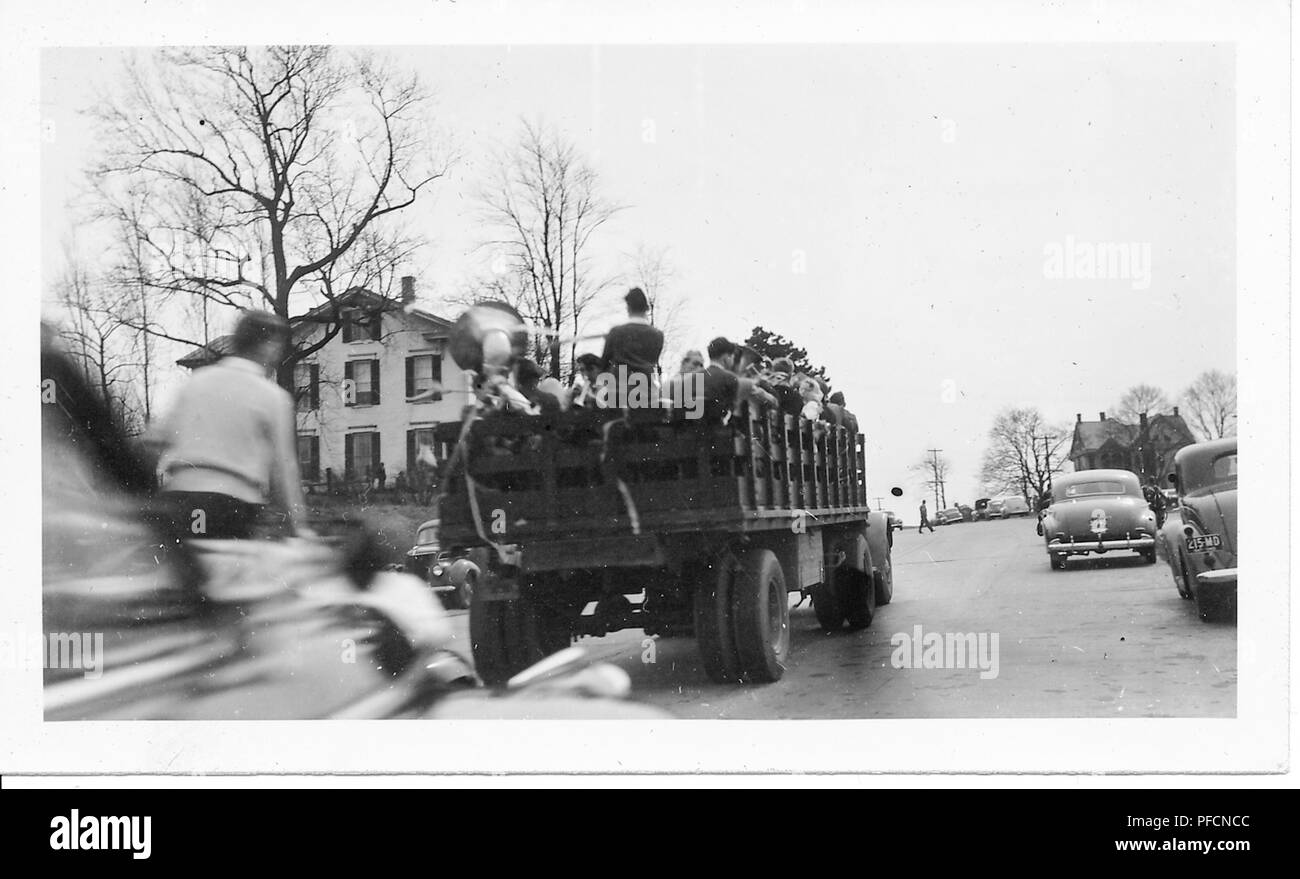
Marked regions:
[601,287,664,408]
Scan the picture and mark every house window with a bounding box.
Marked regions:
[297,434,320,481]
[294,362,320,412]
[345,431,381,481]
[407,427,438,476]
[344,359,380,406]
[341,308,382,343]
[406,354,442,401]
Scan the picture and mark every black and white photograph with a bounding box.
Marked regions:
[0,0,1290,779]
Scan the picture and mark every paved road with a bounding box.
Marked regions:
[442,517,1236,718]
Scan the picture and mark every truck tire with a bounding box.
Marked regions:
[811,578,845,631]
[730,548,790,683]
[875,553,894,606]
[470,582,571,686]
[694,554,742,683]
[842,534,876,630]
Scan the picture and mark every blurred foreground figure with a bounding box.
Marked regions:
[150,310,310,542]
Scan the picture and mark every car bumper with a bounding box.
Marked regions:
[1196,568,1237,588]
[1048,536,1155,555]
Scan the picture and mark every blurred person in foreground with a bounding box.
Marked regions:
[150,310,311,544]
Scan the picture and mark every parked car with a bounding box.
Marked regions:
[1039,469,1158,570]
[956,504,974,522]
[1167,438,1237,621]
[935,508,963,526]
[973,498,991,521]
[406,518,479,610]
[988,495,1031,519]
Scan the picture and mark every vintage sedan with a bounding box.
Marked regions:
[406,518,479,610]
[935,508,963,526]
[1168,438,1237,621]
[988,495,1031,519]
[1040,469,1158,570]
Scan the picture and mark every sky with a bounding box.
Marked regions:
[41,43,1235,506]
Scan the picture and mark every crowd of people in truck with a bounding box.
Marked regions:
[477,286,859,432]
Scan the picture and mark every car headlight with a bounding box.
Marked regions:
[431,565,446,577]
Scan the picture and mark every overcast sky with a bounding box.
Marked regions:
[42,43,1235,506]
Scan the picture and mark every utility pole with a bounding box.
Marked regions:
[926,448,945,509]
[1033,433,1058,502]
[873,496,885,511]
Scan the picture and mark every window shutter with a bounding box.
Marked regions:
[405,357,415,399]
[371,359,380,405]
[431,354,443,401]
[309,436,320,480]
[343,360,355,407]
[370,313,382,341]
[407,430,416,474]
[309,364,320,410]
[370,431,381,477]
[344,433,355,479]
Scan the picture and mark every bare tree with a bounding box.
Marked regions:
[53,252,148,435]
[909,450,951,510]
[1113,383,1171,424]
[479,118,623,379]
[1181,370,1237,439]
[88,46,448,388]
[979,407,1070,503]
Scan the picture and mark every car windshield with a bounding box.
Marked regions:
[1060,481,1124,498]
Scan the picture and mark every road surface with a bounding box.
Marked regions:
[441,517,1236,718]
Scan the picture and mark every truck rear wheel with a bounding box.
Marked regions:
[730,548,790,683]
[875,553,894,606]
[694,555,742,683]
[811,578,845,631]
[469,582,571,686]
[842,534,876,630]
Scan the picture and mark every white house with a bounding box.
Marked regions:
[176,279,468,489]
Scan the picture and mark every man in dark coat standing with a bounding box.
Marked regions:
[601,287,664,408]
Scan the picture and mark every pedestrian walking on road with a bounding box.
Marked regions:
[918,499,936,533]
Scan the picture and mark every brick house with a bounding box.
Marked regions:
[175,279,467,491]
[1068,409,1196,485]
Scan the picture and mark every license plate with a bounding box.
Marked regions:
[1185,534,1222,552]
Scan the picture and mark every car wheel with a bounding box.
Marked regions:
[1176,550,1194,600]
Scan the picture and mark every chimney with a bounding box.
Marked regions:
[400,275,415,305]
[1139,412,1148,429]
[1076,413,1082,423]
[1099,412,1106,421]
[1172,405,1179,416]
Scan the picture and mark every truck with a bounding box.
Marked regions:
[433,404,894,685]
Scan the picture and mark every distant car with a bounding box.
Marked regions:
[1167,438,1237,621]
[973,498,991,521]
[1039,470,1158,570]
[956,504,974,522]
[935,508,963,526]
[406,518,478,610]
[988,495,1031,518]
